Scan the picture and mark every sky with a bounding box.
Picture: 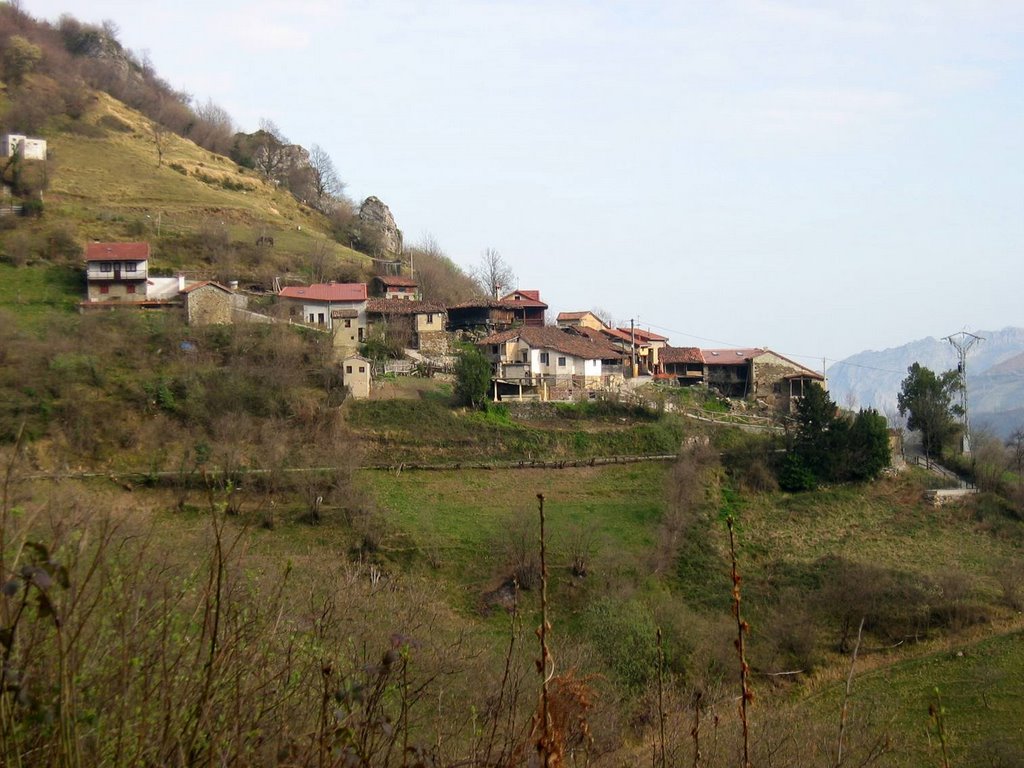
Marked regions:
[27,1,1024,366]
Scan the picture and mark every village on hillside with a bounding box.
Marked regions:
[80,236,825,412]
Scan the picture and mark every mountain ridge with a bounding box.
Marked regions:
[827,326,1024,437]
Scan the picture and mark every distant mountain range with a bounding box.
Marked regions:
[827,327,1024,439]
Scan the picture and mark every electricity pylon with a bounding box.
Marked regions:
[943,331,983,454]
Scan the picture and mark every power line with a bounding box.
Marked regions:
[638,320,907,375]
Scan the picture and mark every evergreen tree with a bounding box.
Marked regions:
[897,363,962,459]
[454,346,491,409]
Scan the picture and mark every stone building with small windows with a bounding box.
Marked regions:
[342,354,372,399]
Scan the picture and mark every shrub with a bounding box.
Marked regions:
[454,345,490,409]
[582,597,660,691]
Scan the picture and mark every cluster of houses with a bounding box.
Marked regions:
[81,241,824,409]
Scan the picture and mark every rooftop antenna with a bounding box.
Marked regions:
[943,330,983,454]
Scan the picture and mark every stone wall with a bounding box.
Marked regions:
[185,285,233,325]
[418,331,450,357]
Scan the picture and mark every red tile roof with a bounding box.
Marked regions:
[366,298,446,315]
[278,283,367,302]
[479,326,623,360]
[701,348,764,366]
[600,326,635,343]
[85,242,150,261]
[375,275,418,287]
[566,326,623,356]
[616,327,668,343]
[500,290,547,308]
[661,346,705,365]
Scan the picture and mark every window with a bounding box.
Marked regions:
[359,366,366,373]
[99,285,109,295]
[308,314,315,323]
[346,365,353,374]
[558,357,566,367]
[491,345,499,354]
[426,313,434,324]
[540,352,549,365]
[318,313,325,324]
[100,262,112,273]
[126,285,136,294]
[358,328,364,342]
[124,262,136,273]
[344,319,352,328]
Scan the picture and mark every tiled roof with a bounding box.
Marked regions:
[661,346,705,365]
[702,348,764,366]
[566,327,624,357]
[85,242,150,262]
[479,326,623,360]
[181,281,232,294]
[556,311,597,322]
[374,275,418,287]
[366,298,446,315]
[500,290,547,308]
[616,327,668,343]
[447,298,510,310]
[600,326,635,344]
[278,283,367,302]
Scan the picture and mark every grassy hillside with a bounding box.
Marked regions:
[3,90,369,282]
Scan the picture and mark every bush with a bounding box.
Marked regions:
[454,345,490,409]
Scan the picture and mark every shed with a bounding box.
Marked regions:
[343,355,372,399]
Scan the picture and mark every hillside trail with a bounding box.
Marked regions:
[902,437,974,490]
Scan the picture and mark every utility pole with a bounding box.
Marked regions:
[630,318,637,378]
[943,331,983,454]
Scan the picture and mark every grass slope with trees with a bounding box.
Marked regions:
[0,5,1023,767]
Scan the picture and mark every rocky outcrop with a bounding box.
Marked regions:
[358,196,403,256]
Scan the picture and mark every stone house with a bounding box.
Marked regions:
[85,242,150,302]
[365,298,448,356]
[702,348,825,411]
[370,275,419,301]
[342,354,372,399]
[478,325,623,401]
[277,282,367,355]
[182,281,234,325]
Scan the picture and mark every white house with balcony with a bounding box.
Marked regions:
[478,325,623,401]
[84,242,150,302]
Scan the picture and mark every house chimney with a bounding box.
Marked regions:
[178,274,186,292]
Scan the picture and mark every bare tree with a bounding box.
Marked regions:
[309,240,331,284]
[152,118,167,167]
[473,247,516,299]
[252,118,291,181]
[192,98,235,155]
[307,144,345,213]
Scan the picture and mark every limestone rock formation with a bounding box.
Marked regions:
[358,196,403,256]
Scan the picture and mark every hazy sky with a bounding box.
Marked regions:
[30,1,1024,365]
